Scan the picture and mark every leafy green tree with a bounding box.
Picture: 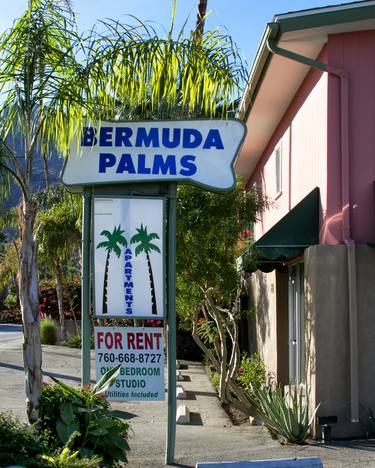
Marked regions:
[38,189,82,340]
[176,182,265,414]
[96,226,127,314]
[0,0,245,421]
[131,224,161,315]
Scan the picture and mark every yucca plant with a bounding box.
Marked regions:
[248,383,320,444]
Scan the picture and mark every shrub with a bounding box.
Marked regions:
[66,330,94,349]
[0,411,49,467]
[248,383,320,444]
[41,444,102,467]
[3,292,18,309]
[0,307,22,323]
[39,278,81,322]
[236,352,266,394]
[38,365,133,465]
[41,318,59,345]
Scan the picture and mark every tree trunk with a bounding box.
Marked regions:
[102,250,110,314]
[52,258,65,342]
[194,0,208,40]
[146,251,157,315]
[18,198,42,423]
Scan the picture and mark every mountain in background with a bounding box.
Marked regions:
[3,133,64,211]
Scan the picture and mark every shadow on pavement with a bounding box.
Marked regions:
[189,412,203,426]
[169,464,193,468]
[0,362,95,384]
[320,440,375,452]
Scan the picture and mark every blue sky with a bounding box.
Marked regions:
[0,0,365,66]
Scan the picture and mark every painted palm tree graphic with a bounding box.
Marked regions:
[97,225,127,314]
[131,224,161,315]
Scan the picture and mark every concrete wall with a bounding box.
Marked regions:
[305,244,375,438]
[248,270,278,378]
[247,244,375,438]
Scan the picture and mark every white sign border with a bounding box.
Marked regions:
[61,118,247,193]
[92,195,166,319]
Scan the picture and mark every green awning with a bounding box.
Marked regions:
[244,187,320,272]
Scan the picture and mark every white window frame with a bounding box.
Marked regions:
[274,142,282,197]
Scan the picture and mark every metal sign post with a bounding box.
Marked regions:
[81,188,92,385]
[166,183,177,464]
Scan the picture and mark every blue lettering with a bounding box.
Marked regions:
[152,155,177,175]
[125,248,132,255]
[125,295,133,301]
[124,262,132,268]
[124,282,134,288]
[115,127,133,147]
[203,129,224,149]
[135,127,159,147]
[99,127,112,146]
[99,153,116,172]
[126,308,133,315]
[162,128,180,148]
[81,127,97,146]
[180,155,197,176]
[183,128,202,148]
[116,154,136,174]
[137,154,151,174]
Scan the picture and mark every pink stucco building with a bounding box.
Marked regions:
[236,0,375,438]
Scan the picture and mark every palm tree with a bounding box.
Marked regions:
[131,224,161,315]
[97,225,127,314]
[194,0,208,41]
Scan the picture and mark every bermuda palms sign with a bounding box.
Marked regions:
[94,198,164,317]
[131,224,161,315]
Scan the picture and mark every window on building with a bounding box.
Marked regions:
[288,262,305,385]
[275,143,282,195]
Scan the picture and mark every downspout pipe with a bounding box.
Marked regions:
[267,22,359,423]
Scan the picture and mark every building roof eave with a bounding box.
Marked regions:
[236,1,375,185]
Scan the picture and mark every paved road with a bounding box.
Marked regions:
[0,323,23,346]
[1,324,375,467]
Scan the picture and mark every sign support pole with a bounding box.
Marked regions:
[166,182,177,465]
[81,187,92,385]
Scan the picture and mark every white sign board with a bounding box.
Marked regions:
[94,197,164,317]
[95,327,164,401]
[62,119,246,191]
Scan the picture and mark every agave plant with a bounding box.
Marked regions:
[248,383,320,444]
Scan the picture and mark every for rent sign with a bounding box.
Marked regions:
[95,327,164,401]
[62,119,246,191]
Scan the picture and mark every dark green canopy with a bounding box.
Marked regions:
[245,187,320,272]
